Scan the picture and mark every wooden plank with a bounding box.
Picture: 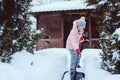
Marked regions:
[36,15,40,30]
[37,39,63,49]
[88,12,92,47]
[66,12,88,15]
[61,16,64,47]
[49,39,62,48]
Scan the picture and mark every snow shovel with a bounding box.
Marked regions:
[61,54,85,80]
[71,54,85,80]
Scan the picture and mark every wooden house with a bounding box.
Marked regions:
[31,0,100,50]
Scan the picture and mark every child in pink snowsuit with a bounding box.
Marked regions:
[66,16,86,70]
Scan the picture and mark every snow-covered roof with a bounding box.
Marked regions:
[31,0,95,12]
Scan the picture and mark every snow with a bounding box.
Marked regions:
[98,0,107,5]
[0,48,120,80]
[29,16,36,31]
[0,25,4,35]
[1,0,120,80]
[30,0,42,6]
[31,0,95,12]
[81,49,111,80]
[113,28,120,41]
[103,74,120,80]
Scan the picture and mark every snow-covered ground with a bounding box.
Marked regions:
[0,48,120,80]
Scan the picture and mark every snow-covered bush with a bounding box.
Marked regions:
[86,0,120,74]
[100,28,120,74]
[0,0,45,63]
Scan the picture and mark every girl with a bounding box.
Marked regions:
[66,16,86,71]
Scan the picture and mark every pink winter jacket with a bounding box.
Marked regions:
[66,20,84,50]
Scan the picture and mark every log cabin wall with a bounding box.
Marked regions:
[36,11,100,50]
[36,13,64,50]
[30,0,101,50]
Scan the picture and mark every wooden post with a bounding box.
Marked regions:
[61,16,64,47]
[88,12,92,47]
[36,15,40,50]
[36,15,40,30]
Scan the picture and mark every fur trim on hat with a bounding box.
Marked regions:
[79,16,85,20]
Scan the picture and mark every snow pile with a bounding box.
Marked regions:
[0,48,120,80]
[80,49,111,80]
[0,62,24,80]
[103,74,120,80]
[11,48,71,80]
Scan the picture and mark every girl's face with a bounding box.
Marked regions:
[77,26,83,31]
